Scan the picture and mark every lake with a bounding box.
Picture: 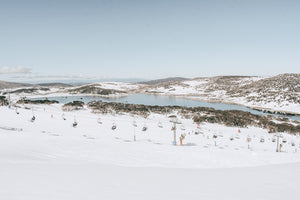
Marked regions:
[31,93,300,121]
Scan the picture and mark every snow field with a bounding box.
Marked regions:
[1,104,300,200]
[1,105,300,168]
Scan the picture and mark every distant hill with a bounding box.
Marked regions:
[38,83,72,88]
[140,73,300,114]
[0,80,72,90]
[0,80,34,89]
[138,77,190,85]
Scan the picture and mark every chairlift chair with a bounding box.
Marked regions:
[180,125,186,131]
[73,116,78,127]
[142,124,148,132]
[73,121,78,127]
[112,122,117,130]
[31,115,36,122]
[133,120,137,127]
[291,141,295,146]
[97,117,102,124]
[282,138,287,143]
[158,121,163,128]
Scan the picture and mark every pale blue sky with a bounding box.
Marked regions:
[0,0,299,81]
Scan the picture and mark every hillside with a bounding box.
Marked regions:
[138,77,190,85]
[1,74,299,114]
[37,82,72,88]
[0,80,33,89]
[142,74,300,114]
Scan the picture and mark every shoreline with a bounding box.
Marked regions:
[8,91,300,117]
[176,96,300,116]
[142,92,300,116]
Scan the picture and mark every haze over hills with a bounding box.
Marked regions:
[0,80,33,90]
[0,80,71,89]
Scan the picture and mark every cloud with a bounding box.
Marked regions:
[11,74,98,80]
[0,66,31,74]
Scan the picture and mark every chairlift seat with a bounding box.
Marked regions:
[73,122,78,127]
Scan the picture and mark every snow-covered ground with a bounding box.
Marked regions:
[4,76,299,114]
[1,104,300,199]
[142,76,300,114]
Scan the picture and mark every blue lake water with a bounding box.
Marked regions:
[31,93,300,121]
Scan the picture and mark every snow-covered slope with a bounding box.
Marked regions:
[143,74,300,114]
[71,82,143,92]
[1,104,300,199]
[1,74,299,114]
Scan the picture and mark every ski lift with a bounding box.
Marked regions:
[180,125,186,131]
[111,122,117,130]
[97,117,102,124]
[291,141,295,146]
[31,115,36,122]
[195,130,204,135]
[73,121,78,127]
[218,132,223,137]
[62,113,66,120]
[73,116,78,127]
[158,121,163,128]
[133,120,137,127]
[282,138,287,143]
[142,124,148,132]
[260,137,265,143]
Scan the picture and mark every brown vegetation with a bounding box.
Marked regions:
[0,96,8,106]
[62,101,85,111]
[16,98,59,105]
[87,100,300,134]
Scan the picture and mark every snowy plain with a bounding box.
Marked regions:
[1,104,300,200]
